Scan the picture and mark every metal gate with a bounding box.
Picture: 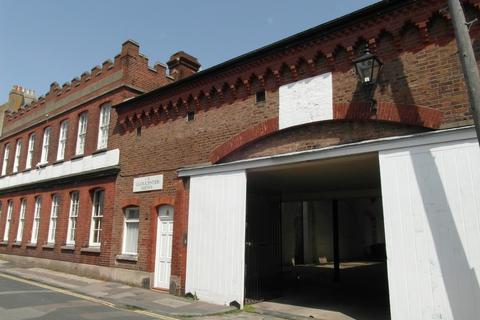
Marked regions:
[244,192,282,303]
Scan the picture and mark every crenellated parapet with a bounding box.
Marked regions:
[3,40,172,136]
[115,0,480,130]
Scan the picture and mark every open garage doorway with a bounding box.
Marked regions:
[245,153,390,320]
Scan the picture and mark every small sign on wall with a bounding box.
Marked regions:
[133,174,164,192]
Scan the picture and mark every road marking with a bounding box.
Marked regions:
[0,272,178,320]
[0,289,50,295]
[134,309,181,319]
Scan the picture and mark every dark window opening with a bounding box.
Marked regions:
[255,90,266,104]
[187,111,195,122]
[136,126,141,137]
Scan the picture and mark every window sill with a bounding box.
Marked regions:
[23,168,32,173]
[0,241,8,246]
[53,159,64,165]
[26,243,37,248]
[61,245,75,251]
[12,241,22,247]
[116,254,138,262]
[71,154,84,160]
[42,243,55,249]
[37,162,48,168]
[80,247,100,253]
[92,148,107,155]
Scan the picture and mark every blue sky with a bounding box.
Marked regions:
[0,0,378,100]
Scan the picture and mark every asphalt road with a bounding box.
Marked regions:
[0,273,284,320]
[0,274,156,320]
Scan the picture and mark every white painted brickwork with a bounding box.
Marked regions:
[279,72,333,130]
[0,149,120,191]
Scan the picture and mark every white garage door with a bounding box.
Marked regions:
[185,171,247,306]
[379,138,480,320]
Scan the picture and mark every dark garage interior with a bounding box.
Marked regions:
[245,153,390,320]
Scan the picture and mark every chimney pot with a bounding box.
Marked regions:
[166,51,201,81]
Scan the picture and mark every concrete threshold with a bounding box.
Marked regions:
[252,301,356,320]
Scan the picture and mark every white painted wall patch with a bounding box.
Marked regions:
[279,72,333,130]
[0,149,120,191]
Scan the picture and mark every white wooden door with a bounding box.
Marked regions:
[379,138,480,320]
[185,171,247,307]
[154,205,174,289]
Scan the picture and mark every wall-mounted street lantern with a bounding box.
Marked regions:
[353,45,383,85]
[353,45,383,110]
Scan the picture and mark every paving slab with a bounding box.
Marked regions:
[0,259,234,318]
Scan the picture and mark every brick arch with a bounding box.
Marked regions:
[119,198,140,209]
[333,102,442,129]
[209,102,442,164]
[152,196,175,208]
[209,117,279,164]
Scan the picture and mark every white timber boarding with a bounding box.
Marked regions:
[185,171,247,306]
[379,137,480,320]
[0,149,120,191]
[180,126,480,316]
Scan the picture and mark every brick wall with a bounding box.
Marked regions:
[1,0,480,293]
[0,176,115,266]
[111,0,480,293]
[0,40,172,269]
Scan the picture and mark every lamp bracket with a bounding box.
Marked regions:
[466,18,478,31]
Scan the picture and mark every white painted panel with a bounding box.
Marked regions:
[186,171,247,306]
[379,139,480,320]
[0,149,119,191]
[279,72,333,130]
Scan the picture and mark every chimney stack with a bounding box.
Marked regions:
[7,85,37,111]
[167,51,200,81]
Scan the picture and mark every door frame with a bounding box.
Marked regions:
[152,198,175,290]
[152,203,175,290]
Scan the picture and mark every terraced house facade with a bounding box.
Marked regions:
[1,1,480,319]
[0,40,172,280]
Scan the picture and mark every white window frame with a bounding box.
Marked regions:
[57,121,68,161]
[3,200,13,241]
[40,127,51,164]
[31,197,42,244]
[25,134,35,169]
[66,192,79,245]
[97,104,111,150]
[47,194,59,244]
[75,113,88,155]
[89,189,104,247]
[13,139,22,173]
[2,144,10,176]
[16,199,27,242]
[122,207,140,255]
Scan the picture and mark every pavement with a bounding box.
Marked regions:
[0,259,239,319]
[2,259,373,320]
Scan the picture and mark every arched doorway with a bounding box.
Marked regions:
[154,204,174,289]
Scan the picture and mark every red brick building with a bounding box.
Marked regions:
[0,40,173,284]
[2,0,480,318]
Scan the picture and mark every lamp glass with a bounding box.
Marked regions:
[354,48,382,84]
